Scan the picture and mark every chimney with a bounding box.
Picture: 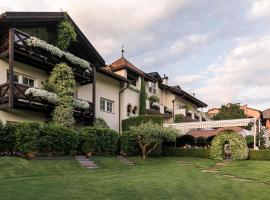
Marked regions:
[162,74,168,85]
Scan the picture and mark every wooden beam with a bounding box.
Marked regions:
[8,28,14,108]
[92,65,96,124]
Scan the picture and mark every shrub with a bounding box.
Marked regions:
[163,147,210,158]
[122,115,163,131]
[38,124,78,156]
[94,118,109,128]
[81,127,118,155]
[174,114,184,123]
[15,121,42,158]
[249,150,270,160]
[148,95,160,103]
[0,122,17,155]
[210,130,248,160]
[119,131,140,156]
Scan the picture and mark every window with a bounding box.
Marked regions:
[7,71,35,87]
[100,98,114,113]
[127,74,137,86]
[149,82,156,95]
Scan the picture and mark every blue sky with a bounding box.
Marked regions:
[1,0,270,110]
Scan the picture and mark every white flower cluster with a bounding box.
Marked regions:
[25,36,90,69]
[261,127,270,148]
[152,102,160,108]
[25,88,58,104]
[74,99,90,110]
[25,88,90,110]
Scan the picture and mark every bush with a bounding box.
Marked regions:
[0,122,17,155]
[249,150,270,160]
[210,130,248,160]
[148,95,160,103]
[38,124,78,156]
[174,114,184,123]
[81,127,118,155]
[122,115,163,132]
[15,121,78,158]
[94,118,109,128]
[163,147,210,158]
[119,131,140,156]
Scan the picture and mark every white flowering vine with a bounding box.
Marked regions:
[152,102,160,108]
[25,88,90,110]
[261,127,270,148]
[25,36,90,69]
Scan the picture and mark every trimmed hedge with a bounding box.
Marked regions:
[122,115,163,131]
[249,150,270,160]
[81,127,118,155]
[119,131,140,156]
[0,122,17,155]
[15,122,78,157]
[162,147,210,158]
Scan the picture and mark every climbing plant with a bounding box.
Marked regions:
[210,130,248,160]
[56,17,77,50]
[47,63,76,128]
[139,78,146,115]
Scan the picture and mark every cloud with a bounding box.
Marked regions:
[248,0,270,19]
[173,74,204,86]
[195,36,270,110]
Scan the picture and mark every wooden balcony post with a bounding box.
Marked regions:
[92,65,96,123]
[8,28,14,108]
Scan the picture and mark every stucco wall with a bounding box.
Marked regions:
[0,109,47,123]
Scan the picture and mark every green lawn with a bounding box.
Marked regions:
[0,156,270,200]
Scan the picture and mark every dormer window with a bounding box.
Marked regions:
[127,74,137,86]
[149,82,156,95]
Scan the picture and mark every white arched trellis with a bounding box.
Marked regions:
[164,118,258,150]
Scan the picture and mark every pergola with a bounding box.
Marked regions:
[164,118,258,150]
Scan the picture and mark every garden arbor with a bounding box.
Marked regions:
[164,118,258,150]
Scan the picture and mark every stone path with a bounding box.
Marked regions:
[117,155,135,166]
[177,159,270,185]
[76,156,98,169]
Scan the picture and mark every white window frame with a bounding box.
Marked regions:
[7,71,36,87]
[149,82,157,95]
[100,98,114,113]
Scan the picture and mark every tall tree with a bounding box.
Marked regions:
[139,78,147,115]
[213,104,246,120]
[47,63,76,128]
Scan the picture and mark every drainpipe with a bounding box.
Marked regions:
[119,82,130,133]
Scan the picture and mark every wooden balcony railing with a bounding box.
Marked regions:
[0,82,94,120]
[0,28,94,85]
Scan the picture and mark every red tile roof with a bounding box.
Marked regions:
[187,127,243,138]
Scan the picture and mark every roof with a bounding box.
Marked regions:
[106,57,156,82]
[159,83,208,108]
[187,127,244,138]
[263,108,270,119]
[0,12,105,67]
[147,72,163,82]
[97,67,130,83]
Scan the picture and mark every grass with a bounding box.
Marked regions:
[0,156,270,200]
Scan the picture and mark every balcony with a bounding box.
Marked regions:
[146,100,173,118]
[0,28,94,85]
[0,82,94,122]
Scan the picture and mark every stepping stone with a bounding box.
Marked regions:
[216,163,229,166]
[76,156,98,169]
[117,155,135,166]
[222,174,235,178]
[201,169,220,173]
[232,178,252,182]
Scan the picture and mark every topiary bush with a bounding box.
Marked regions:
[122,115,163,132]
[81,127,118,155]
[210,130,248,160]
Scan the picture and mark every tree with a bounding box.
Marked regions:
[139,78,147,115]
[47,63,76,128]
[130,121,177,159]
[212,104,246,120]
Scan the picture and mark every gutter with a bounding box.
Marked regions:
[119,82,130,133]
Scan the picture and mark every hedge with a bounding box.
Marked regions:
[0,122,17,155]
[122,115,163,131]
[15,122,78,158]
[119,131,140,156]
[80,127,118,155]
[249,150,270,160]
[162,147,210,158]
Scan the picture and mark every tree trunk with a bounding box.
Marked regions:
[139,140,147,159]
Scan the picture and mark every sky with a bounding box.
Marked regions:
[1,0,270,110]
